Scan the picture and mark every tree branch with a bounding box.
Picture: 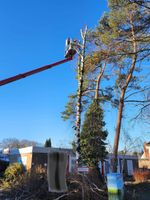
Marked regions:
[125,100,150,103]
[125,86,150,100]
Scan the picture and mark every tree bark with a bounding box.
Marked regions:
[112,14,137,172]
[94,63,106,100]
[75,27,87,161]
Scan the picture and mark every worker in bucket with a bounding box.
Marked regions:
[65,38,77,59]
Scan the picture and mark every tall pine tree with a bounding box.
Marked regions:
[91,0,150,172]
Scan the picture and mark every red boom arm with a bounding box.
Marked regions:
[0,57,72,86]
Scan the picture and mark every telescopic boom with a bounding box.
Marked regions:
[0,57,72,87]
[0,38,77,87]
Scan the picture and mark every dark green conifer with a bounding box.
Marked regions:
[80,99,108,167]
[44,138,51,147]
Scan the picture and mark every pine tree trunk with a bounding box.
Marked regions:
[112,91,125,172]
[112,14,137,172]
[94,63,106,100]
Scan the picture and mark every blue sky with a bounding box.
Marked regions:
[0,0,148,149]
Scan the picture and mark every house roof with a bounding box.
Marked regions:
[9,146,75,156]
[108,153,138,160]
